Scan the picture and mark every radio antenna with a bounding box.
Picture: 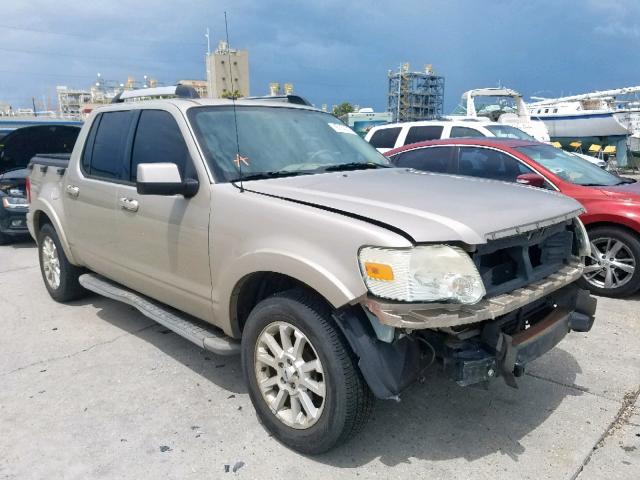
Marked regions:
[224,11,244,192]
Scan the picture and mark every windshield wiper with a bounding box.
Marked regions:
[322,162,391,172]
[615,178,636,185]
[233,170,311,182]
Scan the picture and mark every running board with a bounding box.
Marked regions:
[79,273,240,356]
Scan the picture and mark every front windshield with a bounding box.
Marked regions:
[517,144,625,186]
[485,124,534,140]
[188,106,390,182]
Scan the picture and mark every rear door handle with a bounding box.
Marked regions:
[65,184,79,198]
[119,197,139,212]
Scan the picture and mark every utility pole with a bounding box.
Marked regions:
[397,66,401,121]
[205,27,212,98]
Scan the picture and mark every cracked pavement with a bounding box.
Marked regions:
[1,240,639,479]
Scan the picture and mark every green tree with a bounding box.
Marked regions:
[332,102,355,117]
[221,89,242,99]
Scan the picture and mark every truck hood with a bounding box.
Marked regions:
[245,168,584,245]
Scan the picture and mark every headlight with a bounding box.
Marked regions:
[573,218,590,257]
[2,196,29,209]
[358,245,486,304]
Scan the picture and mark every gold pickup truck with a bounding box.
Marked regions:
[27,86,596,454]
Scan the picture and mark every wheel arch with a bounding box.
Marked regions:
[228,270,345,338]
[30,206,79,265]
[583,220,640,239]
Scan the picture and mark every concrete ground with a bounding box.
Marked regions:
[0,240,638,480]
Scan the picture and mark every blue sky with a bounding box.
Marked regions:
[1,0,639,112]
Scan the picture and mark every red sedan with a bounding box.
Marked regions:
[386,138,640,297]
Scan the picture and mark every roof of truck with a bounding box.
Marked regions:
[91,97,320,115]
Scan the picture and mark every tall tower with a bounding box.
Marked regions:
[206,40,250,98]
[388,63,445,122]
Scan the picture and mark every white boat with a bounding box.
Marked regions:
[528,87,640,138]
[456,87,550,142]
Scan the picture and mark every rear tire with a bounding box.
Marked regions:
[580,226,640,297]
[241,289,373,454]
[37,223,86,302]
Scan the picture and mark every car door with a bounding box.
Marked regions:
[389,146,456,174]
[114,107,213,321]
[455,146,537,183]
[63,110,135,276]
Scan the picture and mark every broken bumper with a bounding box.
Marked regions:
[441,287,597,387]
[363,260,584,330]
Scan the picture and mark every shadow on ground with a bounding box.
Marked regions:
[68,292,584,468]
[69,293,246,395]
[7,237,34,248]
[315,346,583,467]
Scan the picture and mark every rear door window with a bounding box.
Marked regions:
[404,125,443,145]
[130,110,191,182]
[449,126,485,138]
[87,111,134,181]
[392,146,454,173]
[457,146,534,182]
[368,127,402,149]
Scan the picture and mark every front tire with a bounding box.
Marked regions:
[580,226,640,297]
[37,223,86,302]
[241,289,373,454]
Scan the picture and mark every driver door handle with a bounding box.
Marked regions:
[119,197,139,212]
[65,184,79,198]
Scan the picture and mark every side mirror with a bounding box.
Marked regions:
[136,163,199,197]
[516,173,546,188]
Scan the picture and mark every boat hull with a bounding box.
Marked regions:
[532,111,629,138]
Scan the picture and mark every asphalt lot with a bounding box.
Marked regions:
[0,240,638,480]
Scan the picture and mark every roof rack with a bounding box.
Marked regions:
[242,95,313,106]
[111,85,200,103]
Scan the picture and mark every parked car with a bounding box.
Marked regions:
[365,119,607,168]
[386,138,640,297]
[364,119,534,153]
[0,124,80,244]
[27,87,596,454]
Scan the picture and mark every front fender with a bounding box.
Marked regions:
[581,210,640,234]
[214,249,368,337]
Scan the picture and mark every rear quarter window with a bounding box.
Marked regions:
[368,127,402,149]
[404,125,444,145]
[449,126,486,138]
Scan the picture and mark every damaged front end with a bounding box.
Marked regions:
[336,219,597,400]
[334,284,596,400]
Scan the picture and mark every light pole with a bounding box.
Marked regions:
[205,27,212,98]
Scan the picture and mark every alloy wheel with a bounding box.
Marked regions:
[254,321,326,429]
[41,236,61,290]
[583,237,636,290]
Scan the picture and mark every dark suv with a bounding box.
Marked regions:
[0,124,80,244]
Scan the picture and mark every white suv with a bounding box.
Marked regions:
[364,119,534,153]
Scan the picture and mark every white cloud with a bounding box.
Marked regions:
[594,23,640,38]
[584,0,640,38]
